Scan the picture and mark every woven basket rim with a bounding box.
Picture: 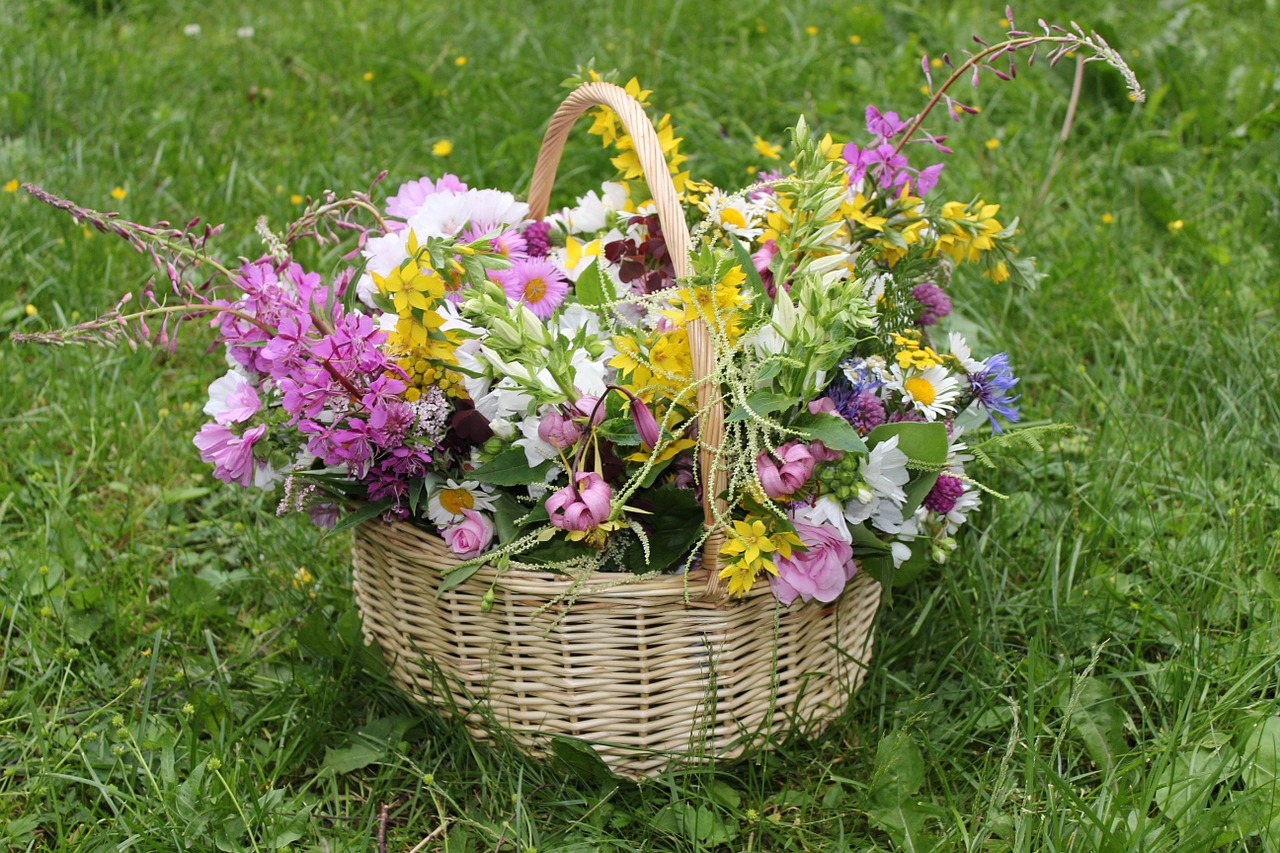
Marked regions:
[361,517,830,603]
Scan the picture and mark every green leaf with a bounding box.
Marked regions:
[725,389,794,423]
[573,258,616,309]
[469,447,555,486]
[866,422,948,465]
[867,422,948,515]
[1153,748,1232,823]
[1062,677,1128,775]
[436,560,487,595]
[729,236,768,297]
[550,736,616,784]
[325,499,395,537]
[791,411,867,453]
[867,730,938,850]
[623,487,704,572]
[1239,715,1280,793]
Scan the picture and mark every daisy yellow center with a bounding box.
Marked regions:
[524,277,547,303]
[904,376,936,406]
[439,488,475,515]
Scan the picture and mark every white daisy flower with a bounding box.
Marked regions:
[888,363,960,421]
[790,496,853,543]
[700,189,762,240]
[948,331,985,373]
[427,479,497,527]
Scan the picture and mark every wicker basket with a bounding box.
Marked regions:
[350,82,882,779]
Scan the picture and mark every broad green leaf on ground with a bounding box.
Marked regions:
[1062,677,1129,775]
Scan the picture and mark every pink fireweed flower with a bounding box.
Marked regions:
[499,257,568,320]
[545,472,612,531]
[193,423,266,488]
[203,371,262,424]
[756,441,817,500]
[441,508,495,558]
[537,408,583,450]
[770,520,857,605]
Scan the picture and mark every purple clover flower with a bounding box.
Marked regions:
[969,353,1021,432]
[819,374,887,435]
[911,281,952,326]
[923,474,965,513]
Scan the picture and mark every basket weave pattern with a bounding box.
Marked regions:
[350,82,882,778]
[353,520,880,777]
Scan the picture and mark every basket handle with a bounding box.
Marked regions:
[527,82,728,598]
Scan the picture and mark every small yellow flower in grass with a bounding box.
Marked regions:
[985,137,1000,150]
[432,139,454,157]
[805,25,819,36]
[454,55,467,66]
[756,23,766,34]
[920,85,931,95]
[292,566,313,589]
[141,648,152,658]
[848,34,862,45]
[745,165,758,175]
[4,179,18,193]
[290,194,303,205]
[1101,212,1114,224]
[931,57,943,69]
[999,17,1010,27]
[24,304,37,317]
[110,186,127,200]
[1168,219,1184,233]
[753,136,782,160]
[82,226,93,239]
[362,71,374,82]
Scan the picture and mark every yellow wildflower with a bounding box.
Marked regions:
[985,137,1000,150]
[290,194,303,205]
[454,56,467,66]
[362,71,374,82]
[1101,212,1114,224]
[752,135,782,160]
[4,179,18,193]
[110,186,127,200]
[432,139,454,157]
[805,25,819,36]
[849,34,862,45]
[1167,219,1184,233]
[718,518,804,596]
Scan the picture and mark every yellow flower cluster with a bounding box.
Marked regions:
[892,331,942,370]
[586,77,692,199]
[718,517,804,597]
[934,199,1004,265]
[373,230,467,399]
[662,265,749,340]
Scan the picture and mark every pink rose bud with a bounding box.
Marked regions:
[441,508,495,558]
[756,441,817,500]
[545,471,612,531]
[537,409,583,450]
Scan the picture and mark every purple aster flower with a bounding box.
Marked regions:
[522,221,552,257]
[498,257,568,320]
[923,474,965,513]
[969,353,1021,433]
[462,221,528,262]
[911,281,952,327]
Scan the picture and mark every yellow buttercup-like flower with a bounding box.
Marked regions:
[718,518,804,596]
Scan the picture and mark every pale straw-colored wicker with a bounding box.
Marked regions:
[351,82,881,779]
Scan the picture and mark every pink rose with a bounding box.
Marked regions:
[770,521,857,606]
[756,441,816,500]
[441,509,495,558]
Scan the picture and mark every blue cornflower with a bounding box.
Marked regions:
[969,353,1020,432]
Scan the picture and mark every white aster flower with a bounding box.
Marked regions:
[888,363,960,421]
[473,378,533,422]
[427,479,497,527]
[404,189,528,240]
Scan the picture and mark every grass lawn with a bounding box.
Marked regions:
[2,0,1279,849]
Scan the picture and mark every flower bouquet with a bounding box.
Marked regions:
[17,14,1140,777]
